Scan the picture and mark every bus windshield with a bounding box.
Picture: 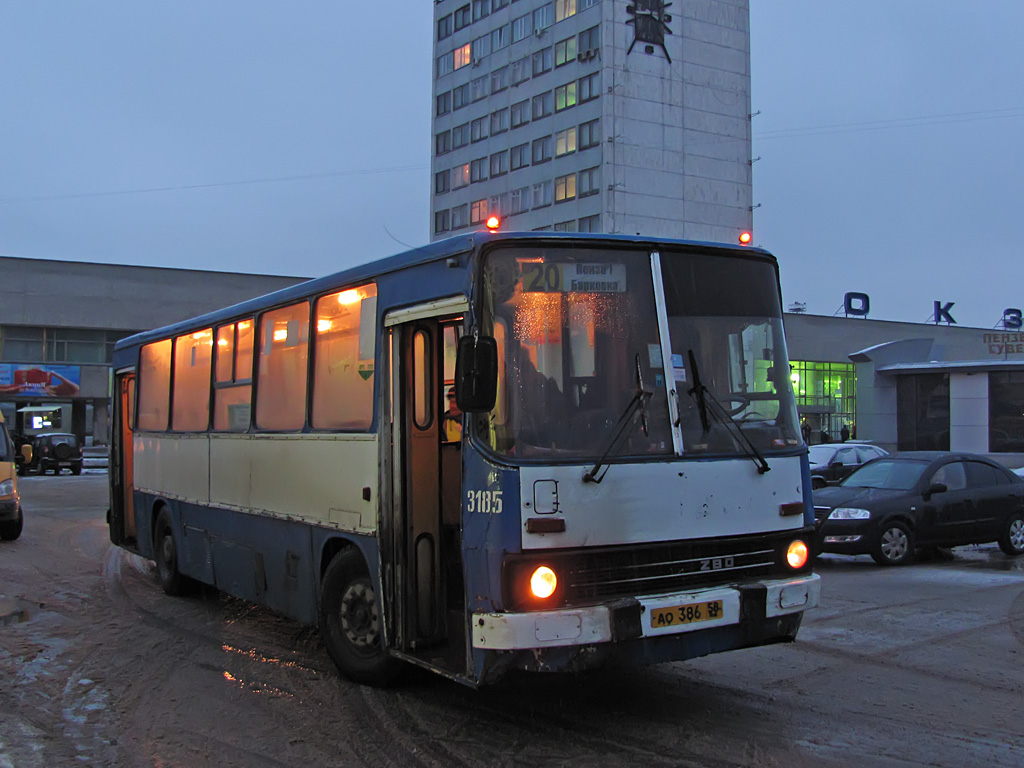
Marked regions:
[660,249,801,453]
[480,244,801,460]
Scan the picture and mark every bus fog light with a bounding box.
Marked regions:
[530,566,558,599]
[786,540,809,569]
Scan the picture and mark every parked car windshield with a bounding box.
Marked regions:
[841,459,929,490]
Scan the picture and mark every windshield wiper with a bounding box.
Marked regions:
[686,349,771,475]
[583,354,652,484]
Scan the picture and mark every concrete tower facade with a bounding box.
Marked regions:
[430,0,752,241]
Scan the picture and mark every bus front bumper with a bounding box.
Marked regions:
[472,573,820,651]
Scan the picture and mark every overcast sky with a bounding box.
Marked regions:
[1,2,1021,328]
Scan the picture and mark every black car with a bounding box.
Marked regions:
[24,433,84,475]
[813,452,1024,565]
[808,442,889,489]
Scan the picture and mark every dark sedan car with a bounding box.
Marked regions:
[808,442,889,489]
[813,452,1024,565]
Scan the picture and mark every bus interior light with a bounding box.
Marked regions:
[530,566,558,599]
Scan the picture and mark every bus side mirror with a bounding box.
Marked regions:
[455,335,498,412]
[20,444,33,465]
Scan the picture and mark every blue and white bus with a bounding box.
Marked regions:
[108,232,819,687]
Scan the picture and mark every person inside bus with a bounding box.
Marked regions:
[442,386,462,442]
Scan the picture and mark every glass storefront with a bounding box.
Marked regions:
[989,372,1024,452]
[896,373,950,451]
[790,361,856,443]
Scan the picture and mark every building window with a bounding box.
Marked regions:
[532,135,552,164]
[256,302,310,431]
[553,219,577,232]
[580,0,599,8]
[489,193,509,217]
[473,34,492,60]
[435,130,452,156]
[471,75,488,102]
[312,284,377,431]
[435,170,450,194]
[471,116,488,142]
[578,214,600,232]
[473,0,491,22]
[437,51,455,78]
[579,117,600,149]
[492,24,510,51]
[436,91,452,116]
[555,0,576,22]
[555,126,577,157]
[491,65,509,93]
[452,83,470,110]
[452,122,470,148]
[532,91,553,119]
[555,81,577,111]
[897,373,949,451]
[452,163,470,189]
[989,372,1024,451]
[511,99,530,128]
[490,107,509,135]
[510,186,529,214]
[532,47,553,76]
[470,198,489,225]
[512,13,530,42]
[493,0,509,9]
[511,142,530,171]
[435,209,450,234]
[579,71,600,102]
[578,165,599,196]
[454,43,473,71]
[555,36,577,67]
[510,55,530,85]
[532,180,553,209]
[451,204,469,230]
[555,172,576,202]
[791,360,858,443]
[454,4,472,31]
[470,157,488,183]
[578,24,600,53]
[490,150,509,177]
[438,14,453,41]
[533,3,553,31]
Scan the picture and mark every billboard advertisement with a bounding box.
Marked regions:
[0,364,81,397]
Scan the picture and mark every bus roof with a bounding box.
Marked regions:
[114,231,774,351]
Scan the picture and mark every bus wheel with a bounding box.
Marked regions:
[319,549,402,686]
[153,509,194,596]
[0,508,23,541]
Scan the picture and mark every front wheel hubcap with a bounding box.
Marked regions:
[881,528,908,561]
[340,580,379,649]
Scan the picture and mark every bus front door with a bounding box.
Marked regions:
[388,316,466,674]
[110,371,136,545]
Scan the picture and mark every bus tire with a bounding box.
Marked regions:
[153,508,194,596]
[319,549,402,686]
[0,508,23,541]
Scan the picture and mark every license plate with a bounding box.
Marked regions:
[649,599,723,628]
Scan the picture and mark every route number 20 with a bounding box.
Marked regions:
[466,490,503,514]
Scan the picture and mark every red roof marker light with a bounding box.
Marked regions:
[485,215,501,231]
[738,231,753,245]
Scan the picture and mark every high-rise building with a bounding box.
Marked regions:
[430,0,753,240]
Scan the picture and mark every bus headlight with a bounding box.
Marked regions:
[530,566,558,599]
[0,479,14,497]
[786,540,809,569]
